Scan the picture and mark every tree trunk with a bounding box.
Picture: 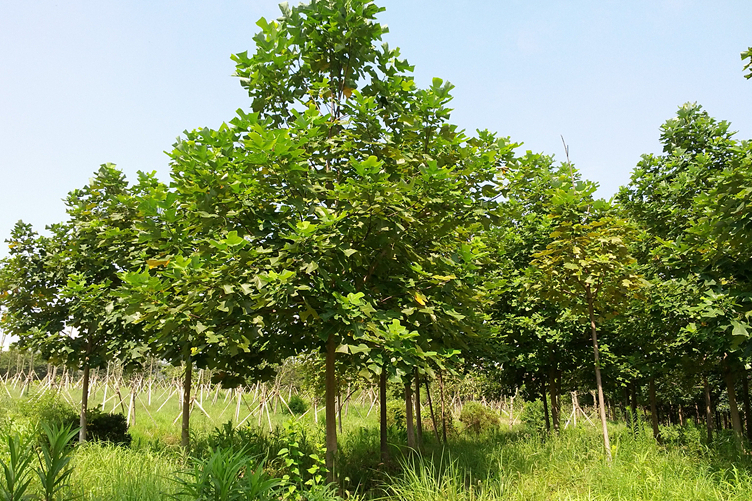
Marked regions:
[79,364,90,443]
[630,381,638,431]
[438,369,447,443]
[337,384,343,434]
[742,370,752,443]
[379,369,389,463]
[325,334,337,482]
[425,378,441,444]
[587,294,611,463]
[649,376,660,442]
[405,381,415,449]
[549,366,560,432]
[414,369,423,447]
[181,358,192,450]
[542,375,551,432]
[723,368,744,447]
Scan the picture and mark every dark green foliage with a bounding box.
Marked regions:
[17,394,130,446]
[85,409,131,446]
[459,402,499,435]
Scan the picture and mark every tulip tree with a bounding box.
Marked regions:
[486,154,586,431]
[618,104,752,445]
[0,165,151,442]
[531,179,643,462]
[122,0,513,475]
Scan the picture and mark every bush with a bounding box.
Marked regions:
[459,401,499,435]
[386,400,405,430]
[285,395,309,415]
[17,392,78,429]
[86,409,131,445]
[521,399,546,431]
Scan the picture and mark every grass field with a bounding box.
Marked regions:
[2,379,752,500]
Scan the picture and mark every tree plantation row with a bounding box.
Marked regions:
[2,0,752,481]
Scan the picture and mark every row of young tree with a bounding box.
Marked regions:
[1,0,751,475]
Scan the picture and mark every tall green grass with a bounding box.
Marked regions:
[388,425,752,501]
[69,443,180,500]
[4,383,752,500]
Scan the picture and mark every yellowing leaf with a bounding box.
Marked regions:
[414,292,427,306]
[147,258,170,269]
[432,274,456,281]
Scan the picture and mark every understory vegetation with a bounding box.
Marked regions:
[2,374,752,500]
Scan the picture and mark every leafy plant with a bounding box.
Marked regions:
[171,446,279,501]
[0,432,34,501]
[276,419,329,499]
[35,423,79,501]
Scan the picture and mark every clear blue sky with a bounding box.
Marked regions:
[1,0,751,259]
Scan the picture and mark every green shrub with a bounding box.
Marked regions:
[386,400,405,430]
[86,409,131,446]
[17,393,78,430]
[521,399,546,431]
[459,401,499,435]
[285,395,308,415]
[35,423,79,501]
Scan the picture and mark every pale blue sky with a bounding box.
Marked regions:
[1,0,751,260]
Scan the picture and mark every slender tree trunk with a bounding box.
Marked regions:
[586,294,611,463]
[79,364,90,443]
[438,369,447,443]
[181,358,192,450]
[325,334,337,482]
[425,378,441,444]
[337,384,343,434]
[405,381,415,449]
[549,366,560,432]
[379,369,389,463]
[649,376,660,442]
[414,369,423,447]
[742,370,752,443]
[630,381,638,431]
[723,368,744,447]
[542,376,551,432]
[623,385,631,428]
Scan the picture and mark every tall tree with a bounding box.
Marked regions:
[122,0,512,475]
[531,177,643,462]
[1,165,150,441]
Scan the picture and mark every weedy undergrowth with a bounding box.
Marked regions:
[170,446,280,501]
[277,419,329,500]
